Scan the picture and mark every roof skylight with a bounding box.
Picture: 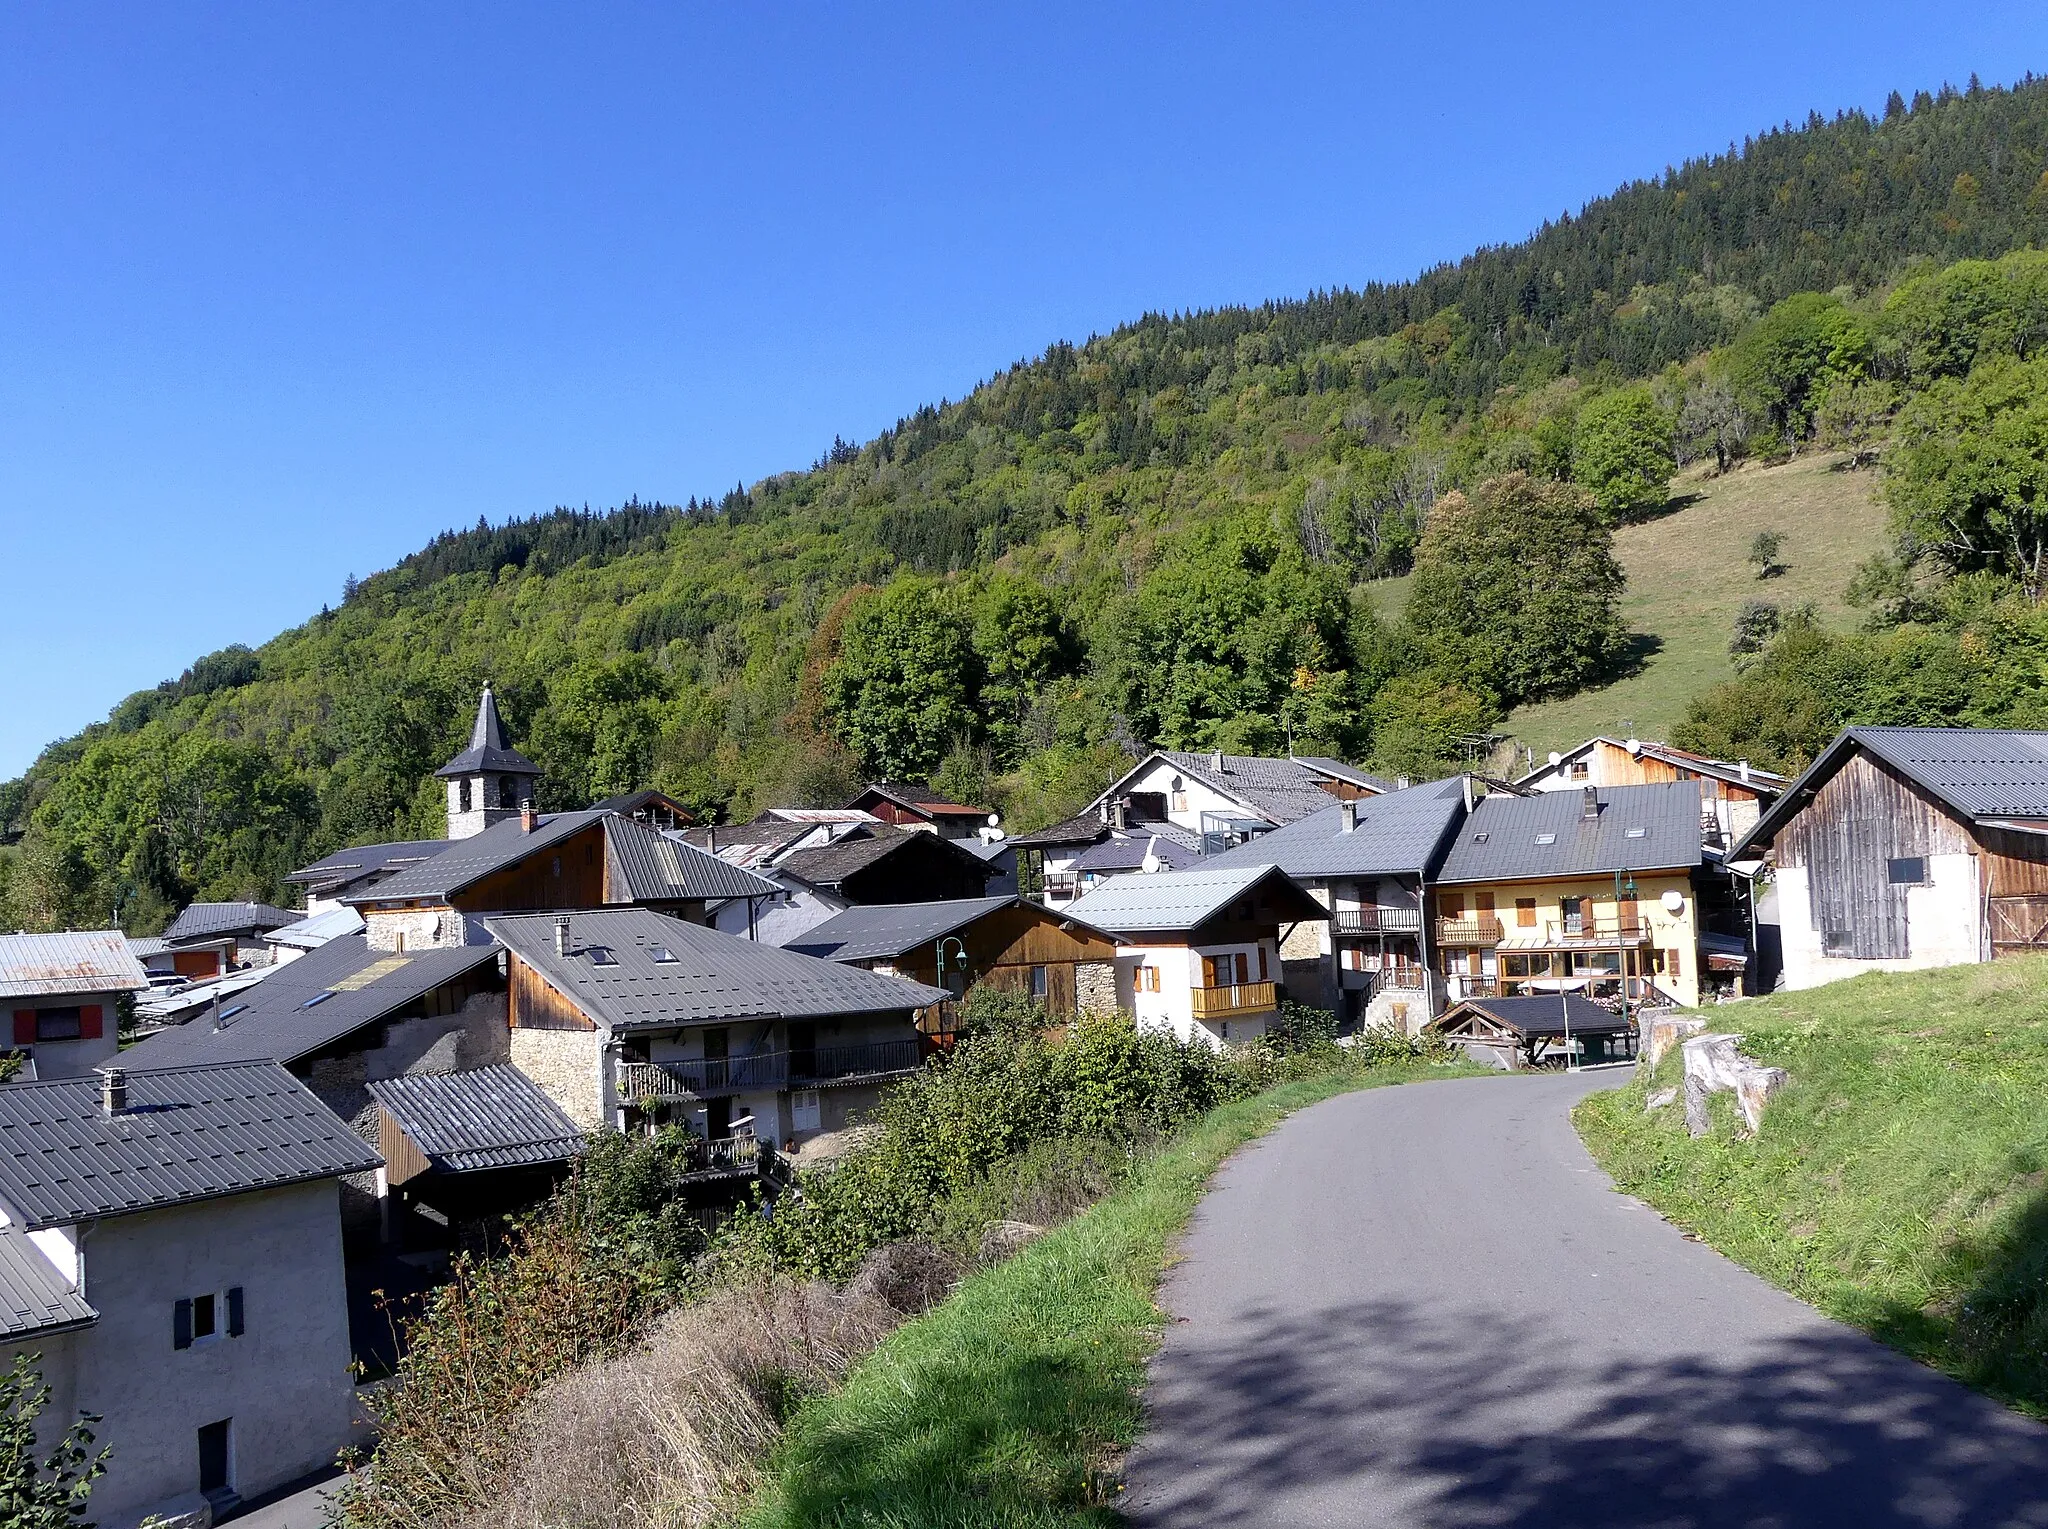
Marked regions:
[1534,832,1557,845]
[587,946,619,966]
[1625,827,1648,839]
[650,946,677,964]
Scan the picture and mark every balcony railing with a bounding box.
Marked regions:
[1540,920,1651,947]
[1334,907,1423,936]
[1376,966,1428,991]
[1044,872,1082,899]
[616,1038,923,1104]
[1189,981,1278,1020]
[1435,916,1504,946]
[685,1134,766,1176]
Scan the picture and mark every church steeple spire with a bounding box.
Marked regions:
[435,686,542,838]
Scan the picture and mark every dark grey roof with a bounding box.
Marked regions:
[368,1065,584,1173]
[605,818,782,903]
[1063,864,1326,936]
[1201,779,1467,882]
[0,931,149,1000]
[851,781,990,816]
[346,810,609,905]
[776,825,989,891]
[1435,783,1704,885]
[1072,833,1204,874]
[0,1062,381,1230]
[488,909,948,1031]
[436,687,542,779]
[119,935,501,1071]
[1006,811,1110,849]
[1734,727,2048,860]
[1293,756,1395,794]
[163,902,299,945]
[1436,994,1631,1038]
[785,896,1020,962]
[286,838,449,891]
[1140,751,1345,825]
[0,1225,95,1338]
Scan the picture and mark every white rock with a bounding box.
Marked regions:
[1681,1032,1788,1138]
[1645,1087,1678,1112]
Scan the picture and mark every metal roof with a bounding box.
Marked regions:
[346,810,610,905]
[119,935,501,1071]
[285,838,449,892]
[1063,863,1326,936]
[435,687,542,779]
[775,825,990,891]
[1513,736,1790,795]
[850,782,990,817]
[0,931,149,1000]
[1435,783,1704,885]
[786,896,1023,962]
[0,1062,381,1230]
[488,909,948,1031]
[265,906,365,950]
[1071,833,1204,874]
[1005,811,1111,849]
[162,902,299,945]
[1435,994,1632,1038]
[0,1225,96,1338]
[1292,756,1396,794]
[605,817,782,902]
[368,1065,584,1173]
[1201,779,1468,881]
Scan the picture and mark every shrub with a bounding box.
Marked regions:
[0,1353,106,1529]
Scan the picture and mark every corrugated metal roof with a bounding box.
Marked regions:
[852,782,989,815]
[0,1062,381,1230]
[0,931,149,1000]
[775,825,990,891]
[488,909,948,1031]
[1063,863,1324,936]
[285,838,449,891]
[0,1225,95,1338]
[120,935,501,1071]
[1851,727,2048,817]
[605,817,782,902]
[1202,779,1468,881]
[265,906,365,950]
[368,1065,583,1173]
[1435,783,1704,885]
[786,896,1021,962]
[434,687,542,779]
[163,902,299,944]
[347,810,610,905]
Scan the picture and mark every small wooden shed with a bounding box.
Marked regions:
[1432,994,1635,1070]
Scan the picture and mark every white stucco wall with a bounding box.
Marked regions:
[1776,855,1985,991]
[1117,940,1276,1048]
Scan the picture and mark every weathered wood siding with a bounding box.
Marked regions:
[377,1108,432,1187]
[1589,739,1768,803]
[888,902,1118,1014]
[453,821,607,915]
[508,958,596,1031]
[1975,826,2048,896]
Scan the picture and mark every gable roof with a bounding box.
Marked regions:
[785,896,1087,963]
[163,901,299,945]
[1071,833,1204,875]
[1291,756,1395,794]
[775,824,990,892]
[588,787,697,824]
[1434,994,1632,1039]
[285,838,450,895]
[0,1062,381,1230]
[1099,751,1347,827]
[1436,782,1704,885]
[1006,811,1112,849]
[346,809,609,906]
[0,931,149,1001]
[1514,736,1791,796]
[368,1065,583,1173]
[1063,863,1326,937]
[1731,726,2048,860]
[603,817,783,903]
[119,934,501,1071]
[850,782,991,819]
[488,909,948,1031]
[436,686,541,779]
[0,1225,96,1338]
[1200,778,1468,881]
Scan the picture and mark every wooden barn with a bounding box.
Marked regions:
[1730,727,2048,991]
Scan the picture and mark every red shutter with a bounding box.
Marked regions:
[79,1005,103,1040]
[11,1010,34,1047]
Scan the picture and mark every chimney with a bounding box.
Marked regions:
[1739,760,1752,784]
[1340,799,1358,834]
[1210,749,1225,772]
[1581,785,1600,820]
[1111,797,1128,831]
[100,1067,127,1118]
[708,825,718,854]
[555,916,572,957]
[521,805,538,833]
[1395,775,1411,791]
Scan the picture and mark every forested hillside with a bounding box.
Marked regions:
[10,76,2048,932]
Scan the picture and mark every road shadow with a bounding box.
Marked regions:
[1125,1295,2048,1528]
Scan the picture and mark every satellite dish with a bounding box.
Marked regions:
[1548,752,1562,767]
[1661,888,1685,914]
[1141,835,1163,874]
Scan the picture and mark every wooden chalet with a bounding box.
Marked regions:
[1516,736,1789,850]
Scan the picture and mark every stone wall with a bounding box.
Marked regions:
[363,906,478,952]
[1075,959,1119,1015]
[511,1026,605,1130]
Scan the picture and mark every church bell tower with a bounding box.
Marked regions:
[436,686,542,839]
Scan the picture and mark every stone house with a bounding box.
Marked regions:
[0,929,145,1079]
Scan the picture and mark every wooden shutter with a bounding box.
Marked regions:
[1256,945,1268,981]
[174,1298,193,1350]
[78,1005,102,1040]
[227,1286,245,1337]
[1438,892,1464,919]
[1516,898,1537,928]
[1666,947,1683,979]
[1475,891,1495,914]
[11,1010,34,1047]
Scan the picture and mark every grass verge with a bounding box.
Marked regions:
[1575,957,2048,1415]
[738,1063,1459,1527]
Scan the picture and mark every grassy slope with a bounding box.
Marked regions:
[739,1064,1464,1528]
[1576,958,2048,1414]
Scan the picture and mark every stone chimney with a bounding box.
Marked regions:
[100,1067,127,1118]
[1581,785,1600,820]
[1210,749,1225,772]
[1110,797,1128,831]
[521,805,538,833]
[555,916,572,957]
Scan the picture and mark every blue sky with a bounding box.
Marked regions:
[3,4,2046,777]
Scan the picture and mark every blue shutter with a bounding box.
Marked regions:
[174,1298,193,1350]
[227,1286,245,1337]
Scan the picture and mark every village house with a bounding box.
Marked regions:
[691,820,996,945]
[590,786,698,831]
[786,895,1121,1023]
[287,838,449,918]
[151,901,299,979]
[1201,779,1471,1031]
[1729,726,2048,990]
[488,908,946,1158]
[844,781,997,839]
[0,930,144,1079]
[1431,782,1722,1011]
[1515,736,1789,851]
[1063,864,1328,1047]
[0,1061,377,1527]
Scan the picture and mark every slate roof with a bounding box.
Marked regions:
[0,1225,96,1338]
[488,909,948,1031]
[0,1062,382,1230]
[1435,783,1705,885]
[785,896,1021,962]
[1112,751,1346,826]
[164,902,299,945]
[286,838,449,895]
[1201,778,1468,881]
[1733,727,2048,860]
[605,818,782,903]
[1063,863,1325,936]
[435,686,541,779]
[119,935,501,1071]
[368,1065,584,1173]
[1071,833,1204,874]
[0,931,149,1000]
[1435,994,1632,1038]
[346,810,609,905]
[1005,811,1110,849]
[775,825,989,891]
[1293,756,1396,794]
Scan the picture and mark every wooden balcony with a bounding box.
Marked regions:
[1334,907,1423,936]
[1435,916,1504,946]
[616,1038,923,1104]
[1376,966,1428,991]
[1189,981,1278,1020]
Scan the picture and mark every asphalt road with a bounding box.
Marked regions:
[1122,1070,2048,1528]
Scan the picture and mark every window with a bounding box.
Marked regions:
[34,1008,81,1042]
[1535,832,1557,845]
[1515,897,1537,928]
[586,946,618,966]
[174,1287,244,1350]
[193,1292,218,1341]
[1029,965,1048,999]
[1567,761,1590,781]
[1888,856,1930,886]
[1141,966,1160,993]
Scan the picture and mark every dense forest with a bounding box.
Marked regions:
[11,75,2048,933]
